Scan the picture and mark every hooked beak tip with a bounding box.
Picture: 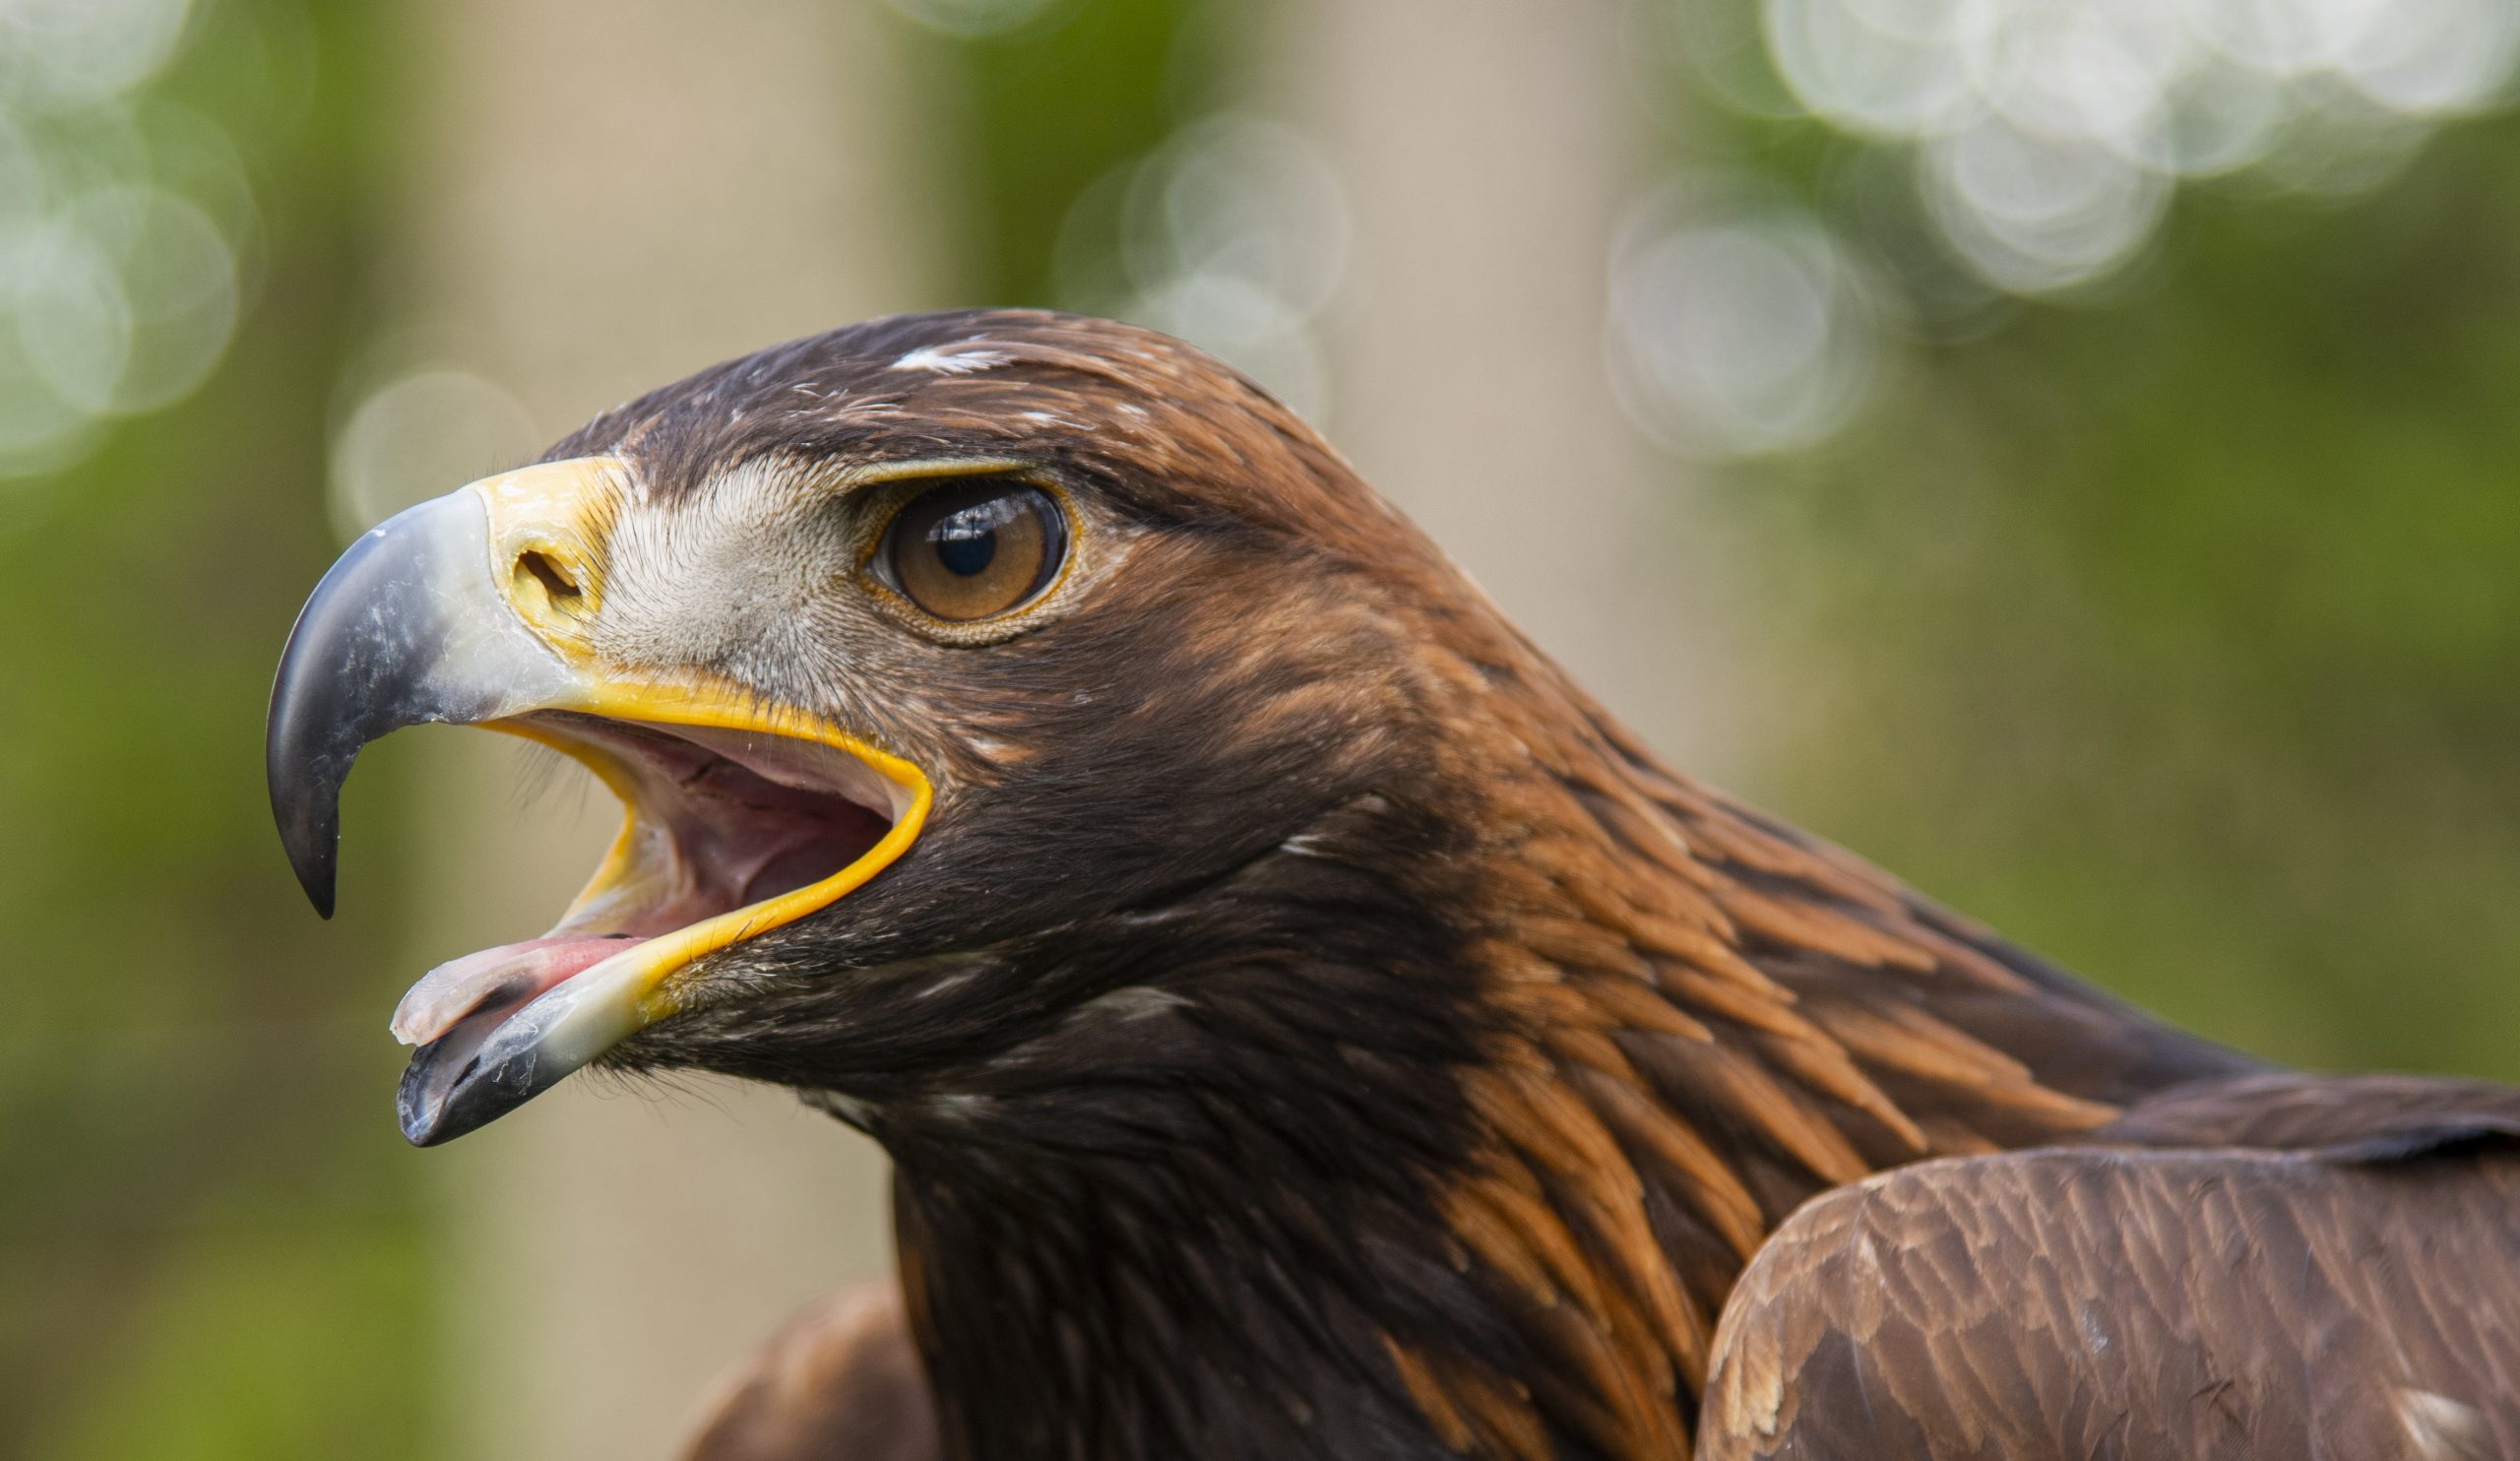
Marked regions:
[265,485,572,926]
[275,796,341,919]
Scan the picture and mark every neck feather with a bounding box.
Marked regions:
[876,637,2247,1461]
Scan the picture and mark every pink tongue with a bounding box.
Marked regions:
[391,937,633,1047]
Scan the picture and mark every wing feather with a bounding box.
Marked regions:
[1700,1135,2520,1459]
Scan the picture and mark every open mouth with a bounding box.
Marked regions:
[388,704,928,1140]
[265,461,936,1144]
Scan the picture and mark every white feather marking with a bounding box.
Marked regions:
[891,344,1013,375]
[924,1093,996,1122]
[2397,1390,2490,1460]
[804,1089,878,1125]
[1076,985,1191,1021]
[963,733,1027,764]
[916,967,981,1000]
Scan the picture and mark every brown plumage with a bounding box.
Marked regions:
[1705,1105,2520,1459]
[267,310,2520,1460]
[685,1282,937,1461]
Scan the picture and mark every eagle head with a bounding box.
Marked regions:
[271,308,1506,1152]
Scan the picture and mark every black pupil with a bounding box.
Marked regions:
[930,504,1002,577]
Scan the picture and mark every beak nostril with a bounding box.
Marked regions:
[516,550,582,605]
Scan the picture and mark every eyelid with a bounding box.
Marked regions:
[843,455,1037,489]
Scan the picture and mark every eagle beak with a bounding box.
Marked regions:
[267,458,930,1147]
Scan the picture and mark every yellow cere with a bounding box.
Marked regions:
[468,457,629,638]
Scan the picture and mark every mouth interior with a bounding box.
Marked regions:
[392,712,900,1058]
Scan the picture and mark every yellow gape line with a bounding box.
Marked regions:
[494,685,933,1024]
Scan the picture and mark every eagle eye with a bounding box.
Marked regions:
[876,478,1069,623]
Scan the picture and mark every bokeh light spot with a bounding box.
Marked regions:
[1746,0,2520,302]
[1609,186,1882,457]
[14,221,130,413]
[0,0,256,484]
[329,370,543,544]
[1057,112,1349,423]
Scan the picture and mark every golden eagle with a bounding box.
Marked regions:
[268,310,2520,1460]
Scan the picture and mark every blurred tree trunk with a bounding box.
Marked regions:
[1271,0,1740,774]
[383,3,947,1457]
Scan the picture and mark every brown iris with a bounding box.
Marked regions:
[879,478,1069,622]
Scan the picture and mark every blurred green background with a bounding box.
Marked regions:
[4,0,2516,1455]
